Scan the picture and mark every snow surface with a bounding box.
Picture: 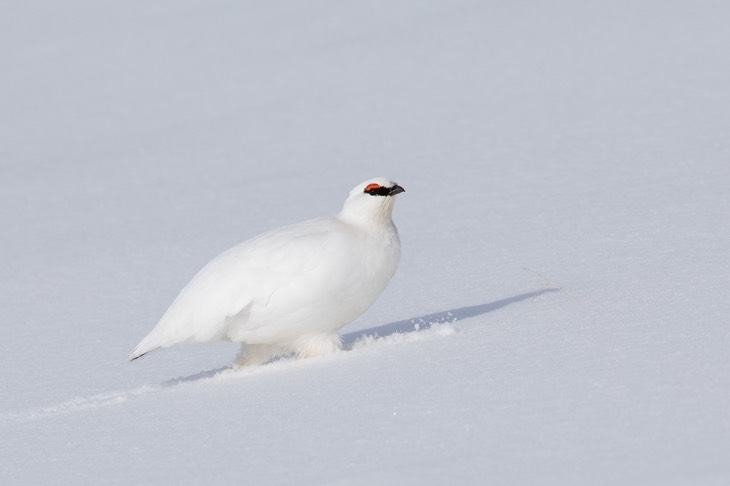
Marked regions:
[2,1,730,484]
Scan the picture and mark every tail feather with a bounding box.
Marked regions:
[128,336,161,362]
[128,350,150,362]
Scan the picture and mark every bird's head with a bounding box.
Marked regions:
[337,177,405,226]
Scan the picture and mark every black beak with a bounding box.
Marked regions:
[389,184,405,196]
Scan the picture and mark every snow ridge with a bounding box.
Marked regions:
[0,385,159,423]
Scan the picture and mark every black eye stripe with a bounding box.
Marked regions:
[365,186,392,196]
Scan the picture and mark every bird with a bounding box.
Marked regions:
[129,177,405,367]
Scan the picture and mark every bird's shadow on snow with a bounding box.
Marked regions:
[160,288,557,387]
[342,288,558,346]
[161,367,230,387]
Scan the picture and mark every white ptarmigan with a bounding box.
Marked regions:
[129,177,404,366]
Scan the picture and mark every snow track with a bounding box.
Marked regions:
[1,321,459,424]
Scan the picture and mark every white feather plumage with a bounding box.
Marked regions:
[130,177,404,366]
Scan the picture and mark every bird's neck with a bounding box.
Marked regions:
[336,205,395,230]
